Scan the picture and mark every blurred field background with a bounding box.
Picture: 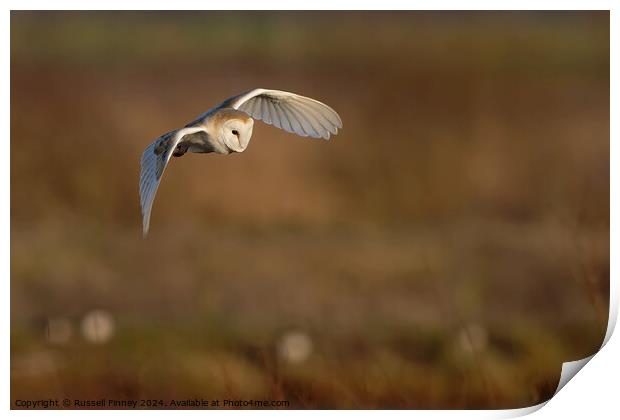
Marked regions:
[11,11,609,409]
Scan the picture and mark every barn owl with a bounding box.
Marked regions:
[139,88,343,235]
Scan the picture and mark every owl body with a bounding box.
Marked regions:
[189,108,255,155]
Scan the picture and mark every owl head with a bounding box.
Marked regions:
[218,112,254,153]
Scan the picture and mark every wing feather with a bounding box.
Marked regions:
[275,103,294,133]
[290,99,336,139]
[280,103,307,137]
[295,96,343,128]
[285,103,319,137]
[246,97,256,119]
[266,99,280,128]
[292,100,331,138]
[260,97,268,124]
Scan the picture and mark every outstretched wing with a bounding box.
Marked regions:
[221,89,342,140]
[139,126,205,236]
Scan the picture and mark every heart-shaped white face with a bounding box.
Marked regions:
[222,118,254,153]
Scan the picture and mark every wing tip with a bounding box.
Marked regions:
[141,208,151,237]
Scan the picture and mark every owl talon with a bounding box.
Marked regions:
[173,144,188,157]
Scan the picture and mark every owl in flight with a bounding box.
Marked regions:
[139,88,342,235]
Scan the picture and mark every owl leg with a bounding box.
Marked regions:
[172,143,188,157]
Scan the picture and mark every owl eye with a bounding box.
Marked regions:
[232,130,239,136]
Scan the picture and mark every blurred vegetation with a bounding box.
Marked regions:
[11,11,609,408]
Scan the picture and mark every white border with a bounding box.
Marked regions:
[3,3,616,419]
